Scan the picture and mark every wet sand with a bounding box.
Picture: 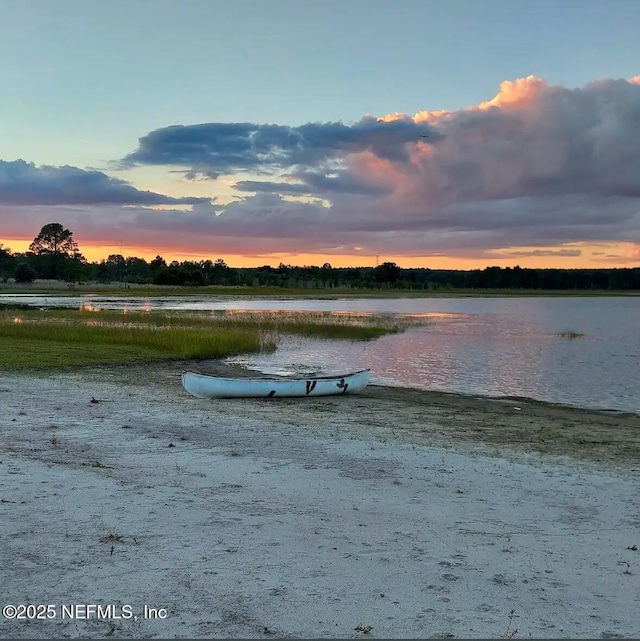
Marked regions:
[1,362,639,638]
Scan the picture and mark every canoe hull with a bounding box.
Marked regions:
[182,369,370,399]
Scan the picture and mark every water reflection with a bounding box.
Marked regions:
[1,293,638,412]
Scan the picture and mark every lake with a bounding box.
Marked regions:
[2,293,638,413]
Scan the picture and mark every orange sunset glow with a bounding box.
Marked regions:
[2,74,640,270]
[3,236,639,270]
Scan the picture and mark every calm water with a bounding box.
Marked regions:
[2,294,639,413]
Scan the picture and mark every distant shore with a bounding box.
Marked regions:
[1,279,639,299]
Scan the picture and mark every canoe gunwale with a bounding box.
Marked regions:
[181,368,370,383]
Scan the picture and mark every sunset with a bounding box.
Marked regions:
[1,1,640,269]
[2,3,640,639]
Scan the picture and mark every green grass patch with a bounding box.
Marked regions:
[0,310,267,371]
[0,308,405,371]
[205,310,407,339]
[0,337,161,370]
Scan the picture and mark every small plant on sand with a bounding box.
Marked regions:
[94,511,125,546]
[82,460,113,469]
[501,534,517,553]
[500,609,518,638]
[172,462,183,488]
[99,529,124,543]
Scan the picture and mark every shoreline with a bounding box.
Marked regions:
[93,359,640,470]
[1,280,640,298]
[1,363,639,638]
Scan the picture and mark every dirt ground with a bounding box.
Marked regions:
[131,359,640,470]
[1,361,639,639]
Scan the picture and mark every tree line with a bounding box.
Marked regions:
[1,223,639,291]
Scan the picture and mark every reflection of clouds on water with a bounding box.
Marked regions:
[1,293,638,413]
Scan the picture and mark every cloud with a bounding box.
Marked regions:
[121,76,640,207]
[0,160,208,206]
[5,75,640,265]
[122,118,439,177]
[234,170,391,197]
[233,180,316,196]
[390,76,640,215]
[5,192,635,262]
[594,242,640,264]
[485,248,582,258]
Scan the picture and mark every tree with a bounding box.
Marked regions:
[29,223,83,280]
[0,244,15,282]
[29,223,80,256]
[125,257,151,283]
[106,254,127,281]
[62,254,90,284]
[149,255,166,273]
[210,258,230,285]
[373,261,401,285]
[14,262,37,284]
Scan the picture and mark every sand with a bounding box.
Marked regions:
[1,362,639,639]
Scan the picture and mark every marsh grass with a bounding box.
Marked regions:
[0,308,407,371]
[206,309,410,339]
[2,280,639,297]
[556,330,586,339]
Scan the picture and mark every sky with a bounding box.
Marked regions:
[1,0,640,269]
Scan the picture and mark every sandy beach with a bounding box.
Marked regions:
[1,362,639,639]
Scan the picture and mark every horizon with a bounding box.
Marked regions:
[1,1,640,270]
[4,235,640,273]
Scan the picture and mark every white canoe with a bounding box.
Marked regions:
[182,368,370,399]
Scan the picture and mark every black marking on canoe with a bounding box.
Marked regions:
[306,380,317,395]
[267,390,276,398]
[336,378,349,393]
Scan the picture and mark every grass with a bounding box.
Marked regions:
[2,281,639,297]
[205,309,407,339]
[0,308,407,371]
[556,330,586,339]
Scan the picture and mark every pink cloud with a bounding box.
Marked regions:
[394,76,640,208]
[3,75,640,265]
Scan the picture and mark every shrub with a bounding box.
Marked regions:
[14,262,38,284]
